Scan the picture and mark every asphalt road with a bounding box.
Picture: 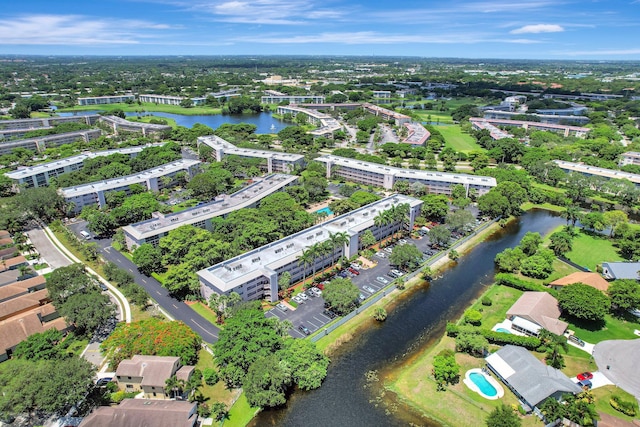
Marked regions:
[67,221,220,344]
[26,227,74,269]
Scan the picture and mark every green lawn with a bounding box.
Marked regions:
[592,386,640,423]
[413,110,455,124]
[194,349,241,414]
[128,115,178,128]
[224,392,260,427]
[466,284,524,329]
[566,313,640,343]
[58,102,222,116]
[435,125,483,153]
[189,301,219,326]
[564,230,623,271]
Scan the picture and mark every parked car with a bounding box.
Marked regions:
[96,377,113,386]
[359,293,366,301]
[310,287,322,296]
[384,247,394,254]
[350,264,361,270]
[323,309,336,319]
[317,283,325,290]
[348,267,360,275]
[568,335,585,347]
[299,292,309,301]
[577,372,593,381]
[276,303,288,312]
[292,295,304,304]
[298,325,311,335]
[375,277,389,284]
[398,239,408,245]
[375,252,387,258]
[363,285,376,293]
[391,269,404,277]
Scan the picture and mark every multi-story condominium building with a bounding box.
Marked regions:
[471,117,590,138]
[4,144,163,189]
[373,90,392,99]
[0,129,102,155]
[122,174,299,249]
[276,105,342,138]
[483,110,590,126]
[77,95,136,106]
[469,118,514,140]
[316,155,497,196]
[138,94,185,106]
[197,135,305,173]
[0,127,53,141]
[289,103,361,111]
[260,94,325,104]
[0,115,99,131]
[98,115,172,137]
[553,160,640,187]
[60,159,201,214]
[362,103,411,125]
[197,194,423,302]
[619,152,640,167]
[402,122,430,146]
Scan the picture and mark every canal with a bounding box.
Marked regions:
[253,210,565,427]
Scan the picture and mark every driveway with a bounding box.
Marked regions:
[593,339,640,400]
[26,227,73,269]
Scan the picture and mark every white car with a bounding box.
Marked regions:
[310,287,322,296]
[299,292,309,301]
[375,277,389,284]
[363,285,376,293]
[292,295,304,304]
[276,303,288,312]
[375,252,387,258]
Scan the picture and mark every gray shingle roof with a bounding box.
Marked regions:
[486,345,581,407]
[601,262,640,280]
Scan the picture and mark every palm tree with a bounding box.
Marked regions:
[328,231,349,266]
[395,203,411,238]
[21,242,36,256]
[539,329,568,369]
[374,210,392,243]
[562,206,581,227]
[13,232,27,245]
[297,248,314,286]
[18,264,32,278]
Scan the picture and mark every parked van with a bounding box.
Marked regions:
[80,230,91,240]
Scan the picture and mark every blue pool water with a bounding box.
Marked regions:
[496,328,512,334]
[469,372,498,397]
[316,207,334,215]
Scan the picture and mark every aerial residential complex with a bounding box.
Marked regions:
[260,91,325,104]
[4,144,163,189]
[276,105,342,138]
[77,95,136,106]
[469,117,591,138]
[619,151,640,167]
[362,103,411,125]
[553,160,640,186]
[0,115,99,131]
[315,155,497,196]
[0,129,102,155]
[60,159,201,214]
[197,194,423,302]
[402,122,430,145]
[197,135,305,173]
[122,174,299,249]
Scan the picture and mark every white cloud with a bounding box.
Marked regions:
[0,14,176,45]
[510,24,564,34]
[234,31,493,44]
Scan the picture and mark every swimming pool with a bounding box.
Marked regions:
[496,328,512,334]
[463,369,504,400]
[316,207,334,216]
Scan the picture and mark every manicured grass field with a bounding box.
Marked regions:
[128,115,178,128]
[194,350,242,418]
[435,125,483,153]
[566,313,640,343]
[564,230,623,272]
[189,301,219,326]
[413,110,455,124]
[465,284,523,329]
[225,392,260,427]
[58,102,222,116]
[592,386,639,423]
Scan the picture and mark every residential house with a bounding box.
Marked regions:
[79,399,198,427]
[506,292,568,336]
[115,355,195,399]
[601,262,640,281]
[549,272,610,292]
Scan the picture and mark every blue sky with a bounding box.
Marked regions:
[1,0,639,59]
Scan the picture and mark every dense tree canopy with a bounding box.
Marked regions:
[323,278,360,315]
[558,284,610,322]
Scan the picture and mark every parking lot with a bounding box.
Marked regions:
[265,224,473,338]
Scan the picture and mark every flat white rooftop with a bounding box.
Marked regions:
[317,155,497,187]
[100,115,172,130]
[5,144,163,180]
[198,135,304,162]
[197,194,421,291]
[60,159,200,197]
[553,160,640,185]
[123,174,298,240]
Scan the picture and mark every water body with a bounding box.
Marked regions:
[57,110,287,134]
[253,210,564,427]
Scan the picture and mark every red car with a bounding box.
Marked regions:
[577,372,593,381]
[348,267,360,275]
[316,283,325,290]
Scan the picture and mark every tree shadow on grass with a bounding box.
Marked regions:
[563,315,606,333]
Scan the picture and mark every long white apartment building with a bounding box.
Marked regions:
[122,174,299,249]
[260,94,325,104]
[276,105,342,138]
[0,129,102,155]
[60,159,201,214]
[98,115,172,137]
[0,127,53,141]
[316,155,497,196]
[469,118,514,140]
[138,94,185,106]
[402,122,430,145]
[483,110,590,126]
[471,116,590,138]
[0,115,99,131]
[77,95,135,106]
[198,194,423,302]
[362,103,411,125]
[4,144,163,189]
[197,135,305,173]
[619,152,640,167]
[553,160,640,187]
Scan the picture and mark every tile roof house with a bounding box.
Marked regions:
[79,398,198,427]
[506,292,568,336]
[486,345,581,411]
[549,272,610,292]
[601,262,640,281]
[115,355,195,399]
